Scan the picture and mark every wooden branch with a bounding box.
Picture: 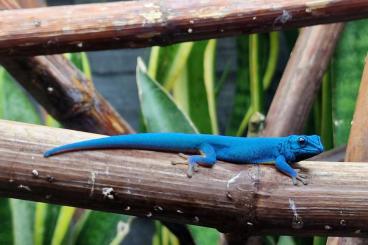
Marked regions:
[0,1,134,135]
[262,23,344,136]
[308,145,346,162]
[345,57,368,162]
[326,54,368,245]
[1,120,368,236]
[0,0,365,55]
[16,0,45,8]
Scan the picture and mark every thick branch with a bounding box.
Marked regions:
[262,23,344,136]
[345,57,368,162]
[326,53,368,245]
[0,1,134,135]
[1,120,368,236]
[0,0,365,55]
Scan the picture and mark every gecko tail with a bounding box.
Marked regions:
[43,137,111,158]
[44,148,65,157]
[43,143,84,157]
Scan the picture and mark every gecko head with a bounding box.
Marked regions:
[285,135,324,160]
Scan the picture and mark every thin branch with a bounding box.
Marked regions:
[1,120,368,236]
[0,0,365,55]
[0,1,134,135]
[262,23,344,136]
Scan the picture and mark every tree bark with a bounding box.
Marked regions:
[1,120,368,236]
[262,23,344,136]
[0,0,134,135]
[326,58,368,244]
[0,0,365,56]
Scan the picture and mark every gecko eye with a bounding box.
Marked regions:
[298,137,306,146]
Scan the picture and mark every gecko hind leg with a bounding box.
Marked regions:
[171,153,190,165]
[186,143,216,178]
[171,143,217,178]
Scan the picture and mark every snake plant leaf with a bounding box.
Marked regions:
[0,67,40,245]
[136,57,198,133]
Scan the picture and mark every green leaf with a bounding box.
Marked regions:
[64,53,92,80]
[227,36,250,135]
[74,211,130,245]
[10,200,35,245]
[34,204,61,245]
[0,199,13,244]
[203,39,219,134]
[51,206,76,245]
[277,236,296,245]
[186,41,212,133]
[136,58,198,133]
[163,42,194,90]
[189,225,219,245]
[0,67,41,245]
[332,19,368,146]
[313,236,327,245]
[0,67,41,124]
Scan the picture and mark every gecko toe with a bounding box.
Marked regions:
[171,160,188,165]
[178,153,189,159]
[296,175,308,185]
[298,173,308,178]
[186,165,193,178]
[292,177,297,185]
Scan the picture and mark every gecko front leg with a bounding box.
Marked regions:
[275,155,308,185]
[171,143,217,178]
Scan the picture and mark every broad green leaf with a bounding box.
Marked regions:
[34,204,61,245]
[0,199,13,244]
[137,58,198,133]
[74,211,130,245]
[313,236,327,245]
[10,199,35,245]
[163,42,194,90]
[0,67,41,245]
[189,225,219,245]
[149,42,213,133]
[332,20,368,146]
[151,44,180,84]
[51,206,76,245]
[0,67,41,123]
[186,41,212,133]
[277,236,296,245]
[227,36,251,135]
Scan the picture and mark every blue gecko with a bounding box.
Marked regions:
[44,133,323,185]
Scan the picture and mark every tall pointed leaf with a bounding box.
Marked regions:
[137,58,198,133]
[186,41,212,133]
[0,67,41,245]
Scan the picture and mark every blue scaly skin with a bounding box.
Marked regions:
[44,133,324,185]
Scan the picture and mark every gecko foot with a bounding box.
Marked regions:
[178,153,189,159]
[292,174,308,185]
[171,160,186,165]
[171,153,190,165]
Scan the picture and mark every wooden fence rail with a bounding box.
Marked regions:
[0,120,368,236]
[0,0,367,55]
